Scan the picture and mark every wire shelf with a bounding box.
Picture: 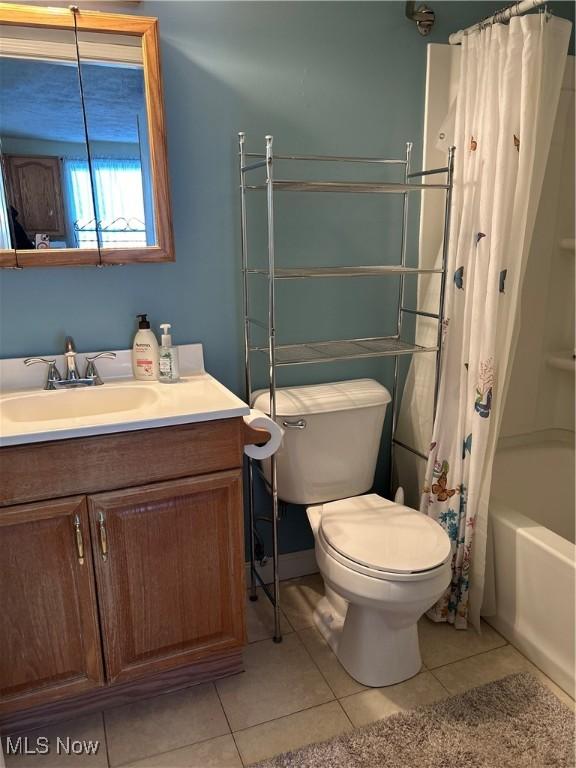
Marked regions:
[245,179,449,193]
[246,265,443,279]
[243,152,408,165]
[250,337,438,366]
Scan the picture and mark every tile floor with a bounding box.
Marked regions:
[3,574,574,768]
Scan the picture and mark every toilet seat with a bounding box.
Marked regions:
[318,494,451,581]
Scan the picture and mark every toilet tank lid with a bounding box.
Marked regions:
[252,379,391,417]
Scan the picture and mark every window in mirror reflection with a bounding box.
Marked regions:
[66,158,146,248]
[77,32,156,249]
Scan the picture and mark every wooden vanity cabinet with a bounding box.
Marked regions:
[89,472,244,684]
[0,497,103,711]
[0,419,253,731]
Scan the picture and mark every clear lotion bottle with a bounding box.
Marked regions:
[158,323,180,383]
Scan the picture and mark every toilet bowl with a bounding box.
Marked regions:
[308,494,451,687]
[252,379,452,688]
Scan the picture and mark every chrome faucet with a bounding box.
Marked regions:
[64,336,81,381]
[24,337,116,390]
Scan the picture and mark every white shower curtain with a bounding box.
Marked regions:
[419,14,571,629]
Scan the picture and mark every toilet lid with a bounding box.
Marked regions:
[320,494,451,574]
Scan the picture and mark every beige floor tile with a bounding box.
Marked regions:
[233,701,352,766]
[246,588,293,643]
[105,684,229,767]
[430,644,539,694]
[418,616,507,669]
[3,714,107,767]
[279,574,324,631]
[216,632,334,731]
[298,626,367,699]
[339,671,449,728]
[432,644,575,710]
[121,735,242,768]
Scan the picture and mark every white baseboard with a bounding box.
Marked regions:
[245,548,318,586]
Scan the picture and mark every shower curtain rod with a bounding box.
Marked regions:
[449,0,548,44]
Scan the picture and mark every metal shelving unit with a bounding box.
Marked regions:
[239,133,454,642]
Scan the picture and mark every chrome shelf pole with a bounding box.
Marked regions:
[265,135,282,643]
[389,141,412,493]
[434,146,455,419]
[238,132,258,603]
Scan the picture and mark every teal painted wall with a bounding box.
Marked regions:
[1,1,573,553]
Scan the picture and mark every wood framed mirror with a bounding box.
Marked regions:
[0,3,174,267]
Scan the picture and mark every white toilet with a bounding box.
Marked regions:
[254,379,451,688]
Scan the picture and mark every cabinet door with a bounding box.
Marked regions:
[88,471,245,684]
[6,155,66,237]
[0,497,104,714]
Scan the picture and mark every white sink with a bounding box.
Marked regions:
[0,344,250,447]
[2,386,159,423]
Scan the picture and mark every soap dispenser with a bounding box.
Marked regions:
[132,314,159,381]
[158,323,180,383]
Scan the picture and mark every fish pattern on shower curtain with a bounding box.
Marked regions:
[420,14,571,629]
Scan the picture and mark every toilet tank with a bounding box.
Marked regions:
[252,379,391,505]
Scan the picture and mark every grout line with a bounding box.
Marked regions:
[213,680,234,735]
[275,574,324,636]
[230,695,342,736]
[109,731,234,768]
[231,700,354,768]
[425,640,510,672]
[230,731,248,768]
[335,698,356,730]
[246,589,295,643]
[427,669,453,696]
[295,628,341,702]
[231,699,355,765]
[106,684,230,768]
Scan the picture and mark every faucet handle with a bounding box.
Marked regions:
[84,352,116,386]
[24,358,62,390]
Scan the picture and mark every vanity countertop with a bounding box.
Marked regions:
[0,344,249,447]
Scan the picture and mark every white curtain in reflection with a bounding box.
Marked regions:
[64,158,146,248]
[65,158,96,248]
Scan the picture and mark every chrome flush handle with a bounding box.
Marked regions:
[281,419,307,429]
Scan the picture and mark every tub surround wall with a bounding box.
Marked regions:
[500,57,575,439]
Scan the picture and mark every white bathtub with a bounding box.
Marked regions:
[486,432,575,697]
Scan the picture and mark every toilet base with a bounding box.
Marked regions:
[313,595,423,688]
[313,595,345,655]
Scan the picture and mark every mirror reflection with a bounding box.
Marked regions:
[0,25,156,252]
[0,25,95,250]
